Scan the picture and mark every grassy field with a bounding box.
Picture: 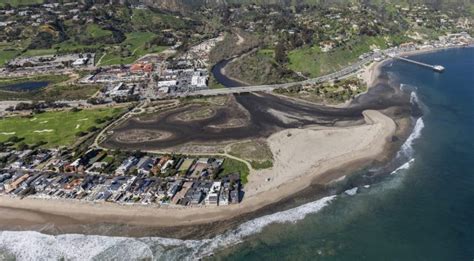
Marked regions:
[86,24,113,39]
[99,32,167,66]
[53,41,103,54]
[288,35,407,77]
[0,0,43,7]
[131,9,187,29]
[0,49,20,66]
[0,107,125,147]
[0,29,164,66]
[228,140,274,170]
[220,157,250,184]
[226,50,294,85]
[257,48,275,58]
[20,48,57,57]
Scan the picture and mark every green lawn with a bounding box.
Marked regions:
[0,0,43,7]
[131,9,186,29]
[220,158,250,184]
[228,140,273,170]
[20,48,57,57]
[86,24,113,39]
[288,36,397,77]
[54,41,103,53]
[0,49,20,66]
[0,108,125,147]
[99,32,167,66]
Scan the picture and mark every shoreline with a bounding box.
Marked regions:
[0,44,453,239]
[0,109,398,237]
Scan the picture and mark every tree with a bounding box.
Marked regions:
[75,131,87,137]
[87,126,99,132]
[17,142,29,151]
[275,42,288,64]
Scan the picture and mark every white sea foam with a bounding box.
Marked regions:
[0,196,336,260]
[0,87,429,260]
[344,187,358,196]
[398,116,424,159]
[391,158,415,175]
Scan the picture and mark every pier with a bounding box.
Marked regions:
[391,55,445,72]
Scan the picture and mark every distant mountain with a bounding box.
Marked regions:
[140,0,331,11]
[139,0,473,14]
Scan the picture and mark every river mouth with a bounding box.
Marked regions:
[104,65,413,152]
[0,81,49,92]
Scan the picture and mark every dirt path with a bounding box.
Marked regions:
[235,31,245,46]
[145,148,254,172]
[95,53,106,66]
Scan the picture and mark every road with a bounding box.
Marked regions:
[184,55,377,97]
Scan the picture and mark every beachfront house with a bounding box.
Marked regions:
[115,157,138,175]
[205,181,222,206]
[136,156,154,175]
[167,180,183,198]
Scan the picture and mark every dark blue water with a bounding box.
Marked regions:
[0,81,49,91]
[212,59,247,87]
[213,47,474,260]
[0,48,472,260]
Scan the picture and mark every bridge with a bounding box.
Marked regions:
[389,55,445,72]
[182,55,375,97]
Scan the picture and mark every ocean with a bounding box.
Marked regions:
[0,47,472,260]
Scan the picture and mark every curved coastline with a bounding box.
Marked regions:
[0,108,401,237]
[0,47,449,239]
[1,44,471,261]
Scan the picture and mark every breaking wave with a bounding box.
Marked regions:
[0,196,336,260]
[398,116,424,159]
[0,88,427,261]
[391,158,416,175]
[396,86,425,160]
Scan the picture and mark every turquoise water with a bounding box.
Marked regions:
[213,47,474,260]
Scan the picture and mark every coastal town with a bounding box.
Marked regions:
[0,0,473,260]
[0,147,243,206]
[0,1,472,211]
[0,31,471,109]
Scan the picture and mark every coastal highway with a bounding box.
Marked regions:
[186,55,377,97]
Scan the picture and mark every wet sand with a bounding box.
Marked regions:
[103,83,411,152]
[0,54,417,239]
[0,109,406,239]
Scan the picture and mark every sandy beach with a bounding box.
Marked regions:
[0,46,421,237]
[0,109,396,231]
[360,60,384,87]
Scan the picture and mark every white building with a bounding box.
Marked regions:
[72,58,89,67]
[157,80,177,87]
[115,157,138,175]
[191,76,207,88]
[205,181,222,206]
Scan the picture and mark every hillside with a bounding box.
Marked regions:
[140,0,474,14]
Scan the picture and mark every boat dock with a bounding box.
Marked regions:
[391,55,445,72]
